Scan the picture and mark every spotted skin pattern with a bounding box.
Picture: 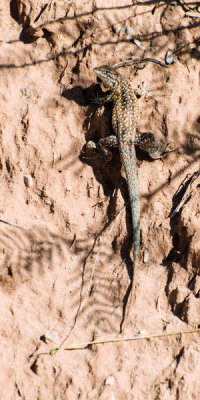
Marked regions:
[87,65,170,324]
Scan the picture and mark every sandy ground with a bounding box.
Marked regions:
[0,1,200,399]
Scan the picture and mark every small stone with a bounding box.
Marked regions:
[185,10,200,18]
[137,330,146,336]
[105,375,115,386]
[143,250,149,263]
[24,175,33,187]
[120,25,134,40]
[44,329,60,344]
[133,38,145,50]
[165,50,176,65]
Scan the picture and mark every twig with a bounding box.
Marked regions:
[113,57,169,69]
[0,219,32,231]
[171,169,200,217]
[15,381,25,399]
[64,328,200,350]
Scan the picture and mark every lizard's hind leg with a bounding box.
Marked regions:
[135,131,177,159]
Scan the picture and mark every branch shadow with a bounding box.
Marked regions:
[0,1,199,71]
[0,225,68,289]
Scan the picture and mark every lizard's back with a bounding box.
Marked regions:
[111,74,140,143]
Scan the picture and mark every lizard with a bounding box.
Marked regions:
[86,64,173,325]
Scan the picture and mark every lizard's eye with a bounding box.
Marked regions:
[102,70,110,76]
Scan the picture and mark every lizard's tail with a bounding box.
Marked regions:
[121,144,140,327]
[129,175,140,313]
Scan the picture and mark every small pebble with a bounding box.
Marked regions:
[120,25,134,38]
[105,375,115,386]
[185,10,200,18]
[143,250,149,263]
[137,330,146,337]
[133,38,145,50]
[44,329,60,344]
[24,175,33,187]
[165,50,176,65]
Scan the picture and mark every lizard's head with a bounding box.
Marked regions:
[93,65,119,89]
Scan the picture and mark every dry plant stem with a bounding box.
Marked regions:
[113,58,169,69]
[64,328,200,350]
[171,169,200,217]
[0,219,32,230]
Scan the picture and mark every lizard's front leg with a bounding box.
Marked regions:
[87,89,117,160]
[92,89,114,105]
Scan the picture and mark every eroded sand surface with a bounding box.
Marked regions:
[0,1,200,399]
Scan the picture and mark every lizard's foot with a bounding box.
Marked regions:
[90,91,103,104]
[90,88,112,105]
[147,143,180,159]
[82,140,100,160]
[86,140,98,150]
[86,135,119,162]
[85,138,114,162]
[134,81,152,98]
[148,144,172,160]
